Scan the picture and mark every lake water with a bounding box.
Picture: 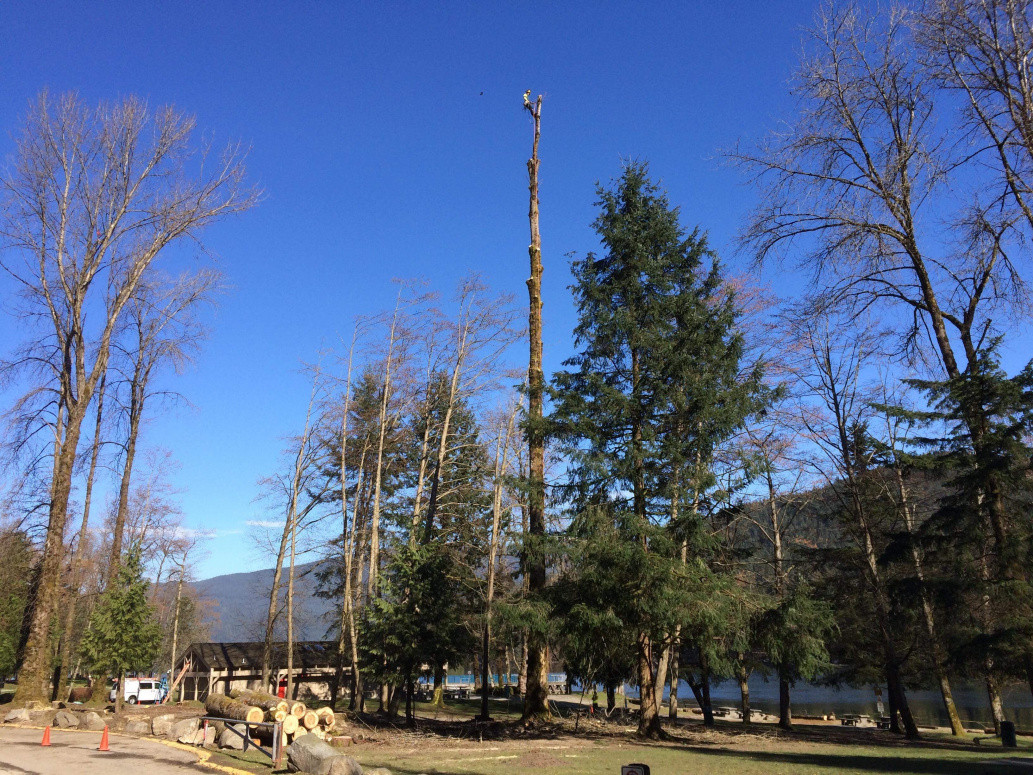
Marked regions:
[623,676,1033,729]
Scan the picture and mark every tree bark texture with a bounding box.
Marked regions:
[55,376,107,701]
[522,92,550,723]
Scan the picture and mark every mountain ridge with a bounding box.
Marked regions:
[191,560,335,643]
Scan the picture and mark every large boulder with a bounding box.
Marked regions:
[124,719,151,735]
[168,717,199,743]
[218,723,247,750]
[286,734,355,775]
[188,725,216,747]
[3,708,30,723]
[80,711,106,731]
[152,714,176,736]
[53,710,79,728]
[326,756,364,775]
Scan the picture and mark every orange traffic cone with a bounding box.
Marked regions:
[40,726,51,746]
[98,725,109,751]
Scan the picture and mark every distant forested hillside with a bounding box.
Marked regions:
[191,561,333,643]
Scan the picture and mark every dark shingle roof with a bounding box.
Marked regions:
[182,641,337,671]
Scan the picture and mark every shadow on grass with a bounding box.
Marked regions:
[663,746,1032,774]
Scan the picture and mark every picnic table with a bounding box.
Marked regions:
[841,714,872,726]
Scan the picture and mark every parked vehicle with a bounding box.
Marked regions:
[109,676,165,704]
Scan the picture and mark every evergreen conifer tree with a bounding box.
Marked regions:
[80,546,161,713]
[900,347,1033,706]
[359,542,475,724]
[550,161,766,737]
[0,528,34,681]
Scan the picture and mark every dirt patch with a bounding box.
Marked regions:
[516,751,566,768]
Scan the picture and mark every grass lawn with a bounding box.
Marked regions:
[205,698,1033,775]
[208,747,283,773]
[347,733,1033,775]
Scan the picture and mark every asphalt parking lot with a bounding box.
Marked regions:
[0,727,205,775]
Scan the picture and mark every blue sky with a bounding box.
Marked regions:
[0,0,887,578]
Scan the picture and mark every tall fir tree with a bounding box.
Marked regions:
[550,161,766,737]
[901,347,1033,709]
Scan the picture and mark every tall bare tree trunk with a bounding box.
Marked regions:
[332,329,358,708]
[890,462,965,736]
[286,379,317,701]
[667,637,681,722]
[107,353,145,584]
[369,296,402,714]
[261,380,318,691]
[347,447,368,711]
[422,314,470,544]
[286,501,296,701]
[409,395,434,545]
[18,409,85,702]
[55,377,106,701]
[479,406,517,721]
[169,558,185,696]
[521,90,550,723]
[369,291,402,599]
[262,517,291,689]
[772,490,793,732]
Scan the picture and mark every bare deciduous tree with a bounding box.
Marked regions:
[259,374,326,692]
[0,92,256,703]
[732,3,1031,723]
[919,0,1033,237]
[419,275,521,544]
[795,317,920,739]
[106,269,220,584]
[478,397,520,721]
[53,371,107,702]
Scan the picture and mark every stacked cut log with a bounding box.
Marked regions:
[219,693,341,746]
[229,689,289,714]
[205,694,264,724]
[315,706,336,731]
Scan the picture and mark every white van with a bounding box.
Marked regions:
[109,677,163,705]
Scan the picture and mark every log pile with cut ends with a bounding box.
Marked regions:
[206,692,340,749]
[315,706,336,731]
[232,694,340,748]
[205,694,264,724]
[229,688,289,714]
